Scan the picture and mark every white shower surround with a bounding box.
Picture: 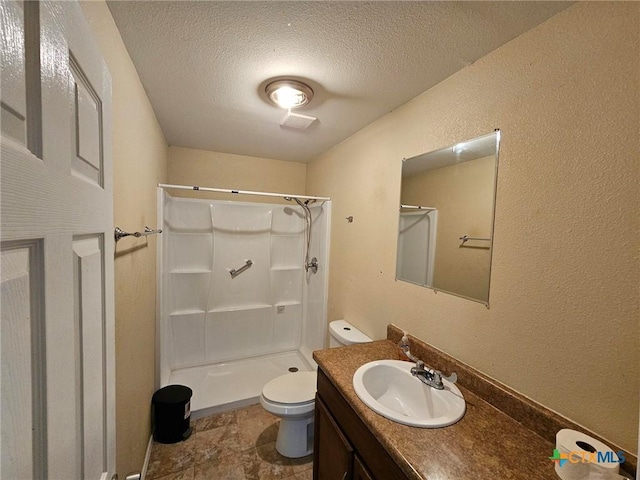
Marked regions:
[157,190,330,415]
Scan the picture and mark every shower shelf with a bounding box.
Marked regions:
[169,309,206,316]
[207,303,272,313]
[274,301,301,307]
[170,268,212,274]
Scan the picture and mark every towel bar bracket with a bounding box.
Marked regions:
[115,226,163,242]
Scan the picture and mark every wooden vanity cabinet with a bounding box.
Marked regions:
[353,457,375,480]
[314,397,353,480]
[313,368,409,480]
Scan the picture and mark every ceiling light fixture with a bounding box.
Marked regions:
[265,80,314,109]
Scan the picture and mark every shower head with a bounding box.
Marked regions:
[290,197,313,272]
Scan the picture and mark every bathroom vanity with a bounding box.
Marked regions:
[314,366,406,479]
[312,327,637,479]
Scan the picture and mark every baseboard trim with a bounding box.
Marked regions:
[141,435,153,480]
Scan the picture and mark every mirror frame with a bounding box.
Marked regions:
[396,130,500,307]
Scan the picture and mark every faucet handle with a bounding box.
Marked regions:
[441,371,458,384]
[432,370,458,387]
[410,361,424,377]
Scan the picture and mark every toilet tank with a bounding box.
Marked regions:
[329,320,372,347]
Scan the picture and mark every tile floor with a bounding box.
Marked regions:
[146,404,313,480]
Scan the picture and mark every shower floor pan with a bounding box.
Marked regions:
[168,350,313,419]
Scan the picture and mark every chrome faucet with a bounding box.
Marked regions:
[410,361,457,390]
[399,332,457,390]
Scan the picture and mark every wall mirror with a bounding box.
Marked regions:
[396,130,500,306]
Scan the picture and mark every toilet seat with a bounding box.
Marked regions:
[262,371,316,405]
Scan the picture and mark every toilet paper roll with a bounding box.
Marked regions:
[555,429,622,480]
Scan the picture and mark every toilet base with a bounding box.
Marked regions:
[274,413,315,458]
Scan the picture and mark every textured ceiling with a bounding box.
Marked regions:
[107,1,572,163]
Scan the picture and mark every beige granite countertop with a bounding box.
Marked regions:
[314,340,560,480]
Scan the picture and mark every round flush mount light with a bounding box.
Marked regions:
[265,80,314,109]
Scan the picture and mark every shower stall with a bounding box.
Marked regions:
[156,186,331,417]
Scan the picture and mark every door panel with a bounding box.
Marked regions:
[0,246,32,480]
[1,1,114,479]
[1,1,42,155]
[73,236,106,479]
[0,0,27,144]
[0,240,46,480]
[70,55,103,186]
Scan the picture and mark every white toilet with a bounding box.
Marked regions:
[328,319,373,348]
[259,320,372,458]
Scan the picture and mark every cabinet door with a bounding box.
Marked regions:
[314,396,353,480]
[353,456,375,480]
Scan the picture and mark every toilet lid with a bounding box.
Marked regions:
[262,371,317,405]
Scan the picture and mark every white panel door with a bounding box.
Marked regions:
[1,1,115,479]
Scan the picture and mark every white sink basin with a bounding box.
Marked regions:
[352,359,465,428]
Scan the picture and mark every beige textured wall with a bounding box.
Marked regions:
[307,2,639,452]
[401,155,495,300]
[167,146,306,203]
[80,2,168,475]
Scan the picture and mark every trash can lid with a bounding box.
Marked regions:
[152,385,192,405]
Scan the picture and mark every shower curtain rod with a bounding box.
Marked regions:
[158,183,330,202]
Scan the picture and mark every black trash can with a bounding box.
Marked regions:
[152,385,193,444]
